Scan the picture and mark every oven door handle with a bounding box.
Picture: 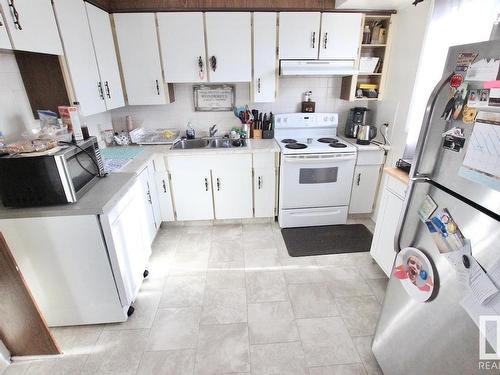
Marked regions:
[283,154,356,163]
[288,209,342,217]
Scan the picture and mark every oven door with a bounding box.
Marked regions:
[280,152,357,209]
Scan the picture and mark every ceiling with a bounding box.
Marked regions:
[335,0,413,10]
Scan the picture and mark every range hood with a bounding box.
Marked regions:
[280,60,358,76]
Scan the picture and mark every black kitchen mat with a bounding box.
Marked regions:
[281,224,373,257]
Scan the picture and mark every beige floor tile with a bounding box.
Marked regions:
[248,301,299,344]
[315,253,374,267]
[366,278,388,304]
[280,257,325,284]
[244,247,281,270]
[81,329,149,375]
[288,283,339,318]
[246,270,288,303]
[352,336,383,375]
[309,363,367,375]
[136,349,195,375]
[209,239,244,267]
[336,296,381,337]
[194,323,250,375]
[170,248,210,275]
[358,262,387,280]
[212,224,242,239]
[147,307,201,351]
[296,317,360,367]
[322,266,373,298]
[50,325,104,355]
[250,342,308,375]
[206,268,246,289]
[2,362,31,375]
[105,277,163,331]
[177,233,212,253]
[242,223,274,235]
[201,287,247,325]
[23,355,87,375]
[160,274,206,308]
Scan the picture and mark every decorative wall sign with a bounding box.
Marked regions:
[393,247,435,302]
[193,84,235,112]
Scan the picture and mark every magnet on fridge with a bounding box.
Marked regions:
[443,134,466,152]
[418,195,438,222]
[462,106,477,124]
[450,74,464,89]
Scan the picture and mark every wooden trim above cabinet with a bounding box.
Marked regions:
[86,0,396,14]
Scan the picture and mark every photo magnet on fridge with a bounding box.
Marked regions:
[442,127,465,152]
[425,208,466,253]
[418,195,438,222]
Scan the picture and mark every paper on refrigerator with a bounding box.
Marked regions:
[459,111,500,191]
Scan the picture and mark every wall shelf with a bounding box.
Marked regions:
[340,14,393,102]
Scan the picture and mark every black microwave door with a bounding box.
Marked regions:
[65,144,98,193]
[0,157,67,207]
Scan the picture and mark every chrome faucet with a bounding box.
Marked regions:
[209,124,218,138]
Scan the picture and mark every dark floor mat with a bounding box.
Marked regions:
[281,224,373,257]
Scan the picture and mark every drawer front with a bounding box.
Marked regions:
[253,152,277,169]
[356,149,385,166]
[280,206,348,228]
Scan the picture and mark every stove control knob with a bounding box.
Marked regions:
[323,116,328,122]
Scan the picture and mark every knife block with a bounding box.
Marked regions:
[263,130,274,139]
[253,129,262,139]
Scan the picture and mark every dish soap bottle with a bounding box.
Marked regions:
[186,122,195,139]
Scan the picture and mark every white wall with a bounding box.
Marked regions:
[110,78,366,136]
[0,340,10,373]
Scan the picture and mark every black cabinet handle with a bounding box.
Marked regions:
[205,178,209,191]
[155,79,160,95]
[311,32,316,48]
[258,176,262,189]
[209,56,217,72]
[97,82,104,100]
[357,173,361,186]
[257,78,261,94]
[162,179,167,193]
[104,81,111,99]
[216,177,220,191]
[323,32,328,49]
[8,0,22,30]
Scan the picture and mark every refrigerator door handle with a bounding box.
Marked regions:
[411,71,455,178]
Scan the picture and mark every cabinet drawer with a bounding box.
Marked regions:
[356,149,385,166]
[386,174,407,199]
[253,153,277,169]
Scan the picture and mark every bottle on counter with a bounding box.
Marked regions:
[362,25,372,44]
[186,122,196,139]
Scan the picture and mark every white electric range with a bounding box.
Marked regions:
[275,113,357,228]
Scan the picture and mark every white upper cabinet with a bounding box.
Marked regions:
[53,0,106,116]
[114,13,169,105]
[157,12,207,83]
[205,12,251,82]
[319,13,363,60]
[0,0,62,54]
[278,12,320,59]
[85,3,124,110]
[253,12,277,103]
[0,12,11,49]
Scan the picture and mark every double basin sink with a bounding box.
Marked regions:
[172,137,247,150]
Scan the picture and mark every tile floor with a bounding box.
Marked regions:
[5,220,388,375]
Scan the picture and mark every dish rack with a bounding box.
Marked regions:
[129,128,180,145]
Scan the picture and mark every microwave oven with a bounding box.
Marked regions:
[0,137,105,207]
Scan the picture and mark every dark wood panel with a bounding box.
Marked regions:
[14,52,70,119]
[107,0,338,11]
[0,233,60,356]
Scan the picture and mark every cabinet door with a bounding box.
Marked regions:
[53,0,106,116]
[0,0,62,54]
[137,167,158,246]
[370,186,404,276]
[114,13,167,105]
[0,12,11,49]
[212,154,253,220]
[155,171,175,222]
[254,167,276,218]
[170,169,214,221]
[278,12,320,59]
[349,165,381,214]
[146,161,162,231]
[319,13,362,60]
[157,12,207,83]
[205,12,251,82]
[85,3,125,110]
[253,12,277,103]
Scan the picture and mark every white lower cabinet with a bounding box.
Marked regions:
[155,171,175,222]
[137,165,160,245]
[167,153,274,221]
[253,153,277,218]
[0,12,11,49]
[349,148,385,214]
[212,155,253,219]
[370,174,407,276]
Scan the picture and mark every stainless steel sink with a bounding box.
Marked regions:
[172,138,247,150]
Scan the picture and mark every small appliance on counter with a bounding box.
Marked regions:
[301,91,315,113]
[0,137,104,207]
[356,125,377,145]
[345,107,369,138]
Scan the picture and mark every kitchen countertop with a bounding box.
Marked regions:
[340,136,391,152]
[384,167,410,185]
[0,139,280,219]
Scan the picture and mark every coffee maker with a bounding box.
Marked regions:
[345,107,369,138]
